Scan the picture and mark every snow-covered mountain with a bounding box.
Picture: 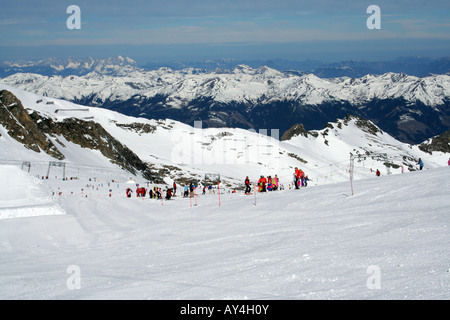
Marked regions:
[3,64,449,106]
[1,83,448,190]
[1,64,449,144]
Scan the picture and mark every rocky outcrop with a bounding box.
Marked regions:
[419,130,450,154]
[281,123,309,141]
[0,90,64,159]
[343,114,383,136]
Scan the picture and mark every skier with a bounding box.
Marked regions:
[184,185,189,198]
[273,175,279,191]
[189,182,197,197]
[244,176,251,195]
[299,169,305,187]
[257,176,266,192]
[257,176,265,192]
[136,186,142,197]
[166,188,173,200]
[448,158,450,166]
[376,169,381,177]
[156,188,162,199]
[267,176,273,191]
[126,188,132,198]
[294,167,300,189]
[417,158,424,170]
[304,176,309,187]
[173,181,177,196]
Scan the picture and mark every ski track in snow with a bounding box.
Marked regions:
[0,165,449,300]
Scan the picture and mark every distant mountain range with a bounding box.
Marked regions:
[143,56,450,78]
[0,56,138,77]
[1,56,449,78]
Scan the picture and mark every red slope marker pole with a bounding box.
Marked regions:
[218,181,221,207]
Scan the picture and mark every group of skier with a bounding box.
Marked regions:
[258,175,280,193]
[244,168,310,194]
[126,180,221,200]
[244,174,281,194]
[135,186,148,197]
[132,181,202,200]
[293,167,308,189]
[126,186,167,199]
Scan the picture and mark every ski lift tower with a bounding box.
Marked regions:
[349,152,389,196]
[21,161,31,173]
[203,173,221,185]
[47,161,66,180]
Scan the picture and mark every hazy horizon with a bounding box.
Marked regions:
[1,1,449,64]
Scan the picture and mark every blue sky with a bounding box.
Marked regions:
[0,0,449,63]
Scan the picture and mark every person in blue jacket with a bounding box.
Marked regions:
[417,158,424,170]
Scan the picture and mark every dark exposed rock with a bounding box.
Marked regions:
[0,90,64,159]
[115,122,157,134]
[343,114,383,136]
[419,130,450,154]
[281,123,309,141]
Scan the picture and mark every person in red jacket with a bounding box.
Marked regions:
[126,188,132,198]
[262,176,267,192]
[245,176,251,194]
[166,188,173,200]
[294,167,300,189]
[299,169,305,187]
[257,176,264,192]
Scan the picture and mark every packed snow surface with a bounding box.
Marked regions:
[0,165,448,299]
[0,166,65,220]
